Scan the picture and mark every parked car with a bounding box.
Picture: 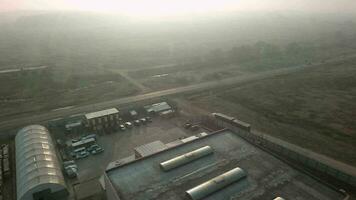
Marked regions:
[88,144,104,155]
[190,125,199,131]
[91,147,104,155]
[65,166,78,178]
[63,160,76,168]
[140,118,147,124]
[71,138,80,143]
[125,122,133,128]
[184,123,192,129]
[146,116,152,122]
[134,120,141,126]
[87,144,99,152]
[82,134,97,141]
[75,151,89,159]
[119,124,126,131]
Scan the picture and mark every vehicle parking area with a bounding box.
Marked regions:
[76,116,196,182]
[52,109,212,200]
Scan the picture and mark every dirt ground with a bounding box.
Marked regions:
[187,57,356,166]
[0,69,139,120]
[128,64,249,90]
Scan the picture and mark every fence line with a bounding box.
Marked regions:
[209,114,356,188]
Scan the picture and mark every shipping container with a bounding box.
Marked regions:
[212,113,235,122]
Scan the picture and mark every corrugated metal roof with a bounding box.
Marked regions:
[134,141,167,157]
[85,108,119,120]
[15,125,66,200]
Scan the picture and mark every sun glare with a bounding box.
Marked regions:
[67,0,237,18]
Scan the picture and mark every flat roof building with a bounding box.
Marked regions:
[104,130,343,200]
[85,108,120,131]
[85,108,119,120]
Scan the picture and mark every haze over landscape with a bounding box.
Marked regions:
[0,0,356,200]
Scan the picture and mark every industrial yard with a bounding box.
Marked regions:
[0,60,355,200]
[0,98,355,200]
[0,6,356,200]
[64,111,204,187]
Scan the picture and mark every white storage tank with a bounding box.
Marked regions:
[160,146,214,171]
[186,167,246,200]
[15,125,68,200]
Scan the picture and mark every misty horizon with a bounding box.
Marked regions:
[1,0,356,18]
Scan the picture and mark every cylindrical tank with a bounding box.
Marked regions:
[274,197,286,200]
[160,146,213,171]
[186,167,246,200]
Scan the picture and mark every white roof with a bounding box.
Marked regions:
[144,102,172,113]
[65,121,82,129]
[15,125,66,200]
[181,136,199,143]
[85,108,119,120]
[72,138,95,147]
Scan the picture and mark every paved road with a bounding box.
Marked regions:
[1,55,354,134]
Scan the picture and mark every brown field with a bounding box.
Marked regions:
[187,57,356,166]
[128,64,248,90]
[0,68,139,119]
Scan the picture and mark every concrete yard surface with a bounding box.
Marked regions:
[72,116,192,183]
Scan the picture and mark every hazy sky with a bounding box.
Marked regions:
[1,0,356,17]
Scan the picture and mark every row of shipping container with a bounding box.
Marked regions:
[212,113,251,132]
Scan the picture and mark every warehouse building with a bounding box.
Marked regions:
[103,129,344,200]
[15,125,68,200]
[85,108,120,131]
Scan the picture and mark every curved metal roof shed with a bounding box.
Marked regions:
[15,125,68,200]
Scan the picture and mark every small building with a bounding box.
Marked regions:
[15,125,68,200]
[85,108,119,131]
[144,102,172,114]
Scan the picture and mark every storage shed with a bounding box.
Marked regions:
[144,102,172,114]
[15,125,68,200]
